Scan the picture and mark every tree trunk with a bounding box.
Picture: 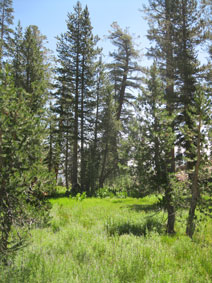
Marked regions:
[99,142,108,188]
[116,65,128,121]
[186,113,202,238]
[72,42,79,187]
[165,0,176,234]
[65,130,69,192]
[165,188,176,234]
[80,55,85,191]
[48,118,53,173]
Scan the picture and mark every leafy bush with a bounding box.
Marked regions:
[74,192,87,201]
[96,187,115,198]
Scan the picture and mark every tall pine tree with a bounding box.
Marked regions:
[0,0,13,67]
[55,1,99,194]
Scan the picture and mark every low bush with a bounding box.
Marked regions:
[105,215,164,236]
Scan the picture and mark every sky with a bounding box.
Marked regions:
[13,0,150,63]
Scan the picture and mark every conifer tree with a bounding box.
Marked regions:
[0,0,13,67]
[0,71,51,261]
[108,22,141,122]
[143,0,177,233]
[11,21,23,88]
[174,0,202,174]
[185,85,211,237]
[79,5,99,191]
[144,0,205,234]
[21,25,50,113]
[81,57,106,192]
[98,87,120,188]
[55,2,99,194]
[105,23,142,185]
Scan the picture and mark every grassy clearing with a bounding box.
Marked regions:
[1,195,212,283]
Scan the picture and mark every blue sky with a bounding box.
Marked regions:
[13,0,150,62]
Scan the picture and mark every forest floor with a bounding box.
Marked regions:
[1,194,212,282]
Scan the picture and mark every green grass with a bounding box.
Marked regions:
[1,195,212,282]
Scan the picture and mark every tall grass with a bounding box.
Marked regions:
[1,195,212,282]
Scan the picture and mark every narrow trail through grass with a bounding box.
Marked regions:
[1,195,212,282]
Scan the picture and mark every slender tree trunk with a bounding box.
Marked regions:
[80,56,85,191]
[48,119,53,173]
[65,130,69,191]
[186,113,202,238]
[165,0,176,234]
[116,64,128,121]
[90,73,100,192]
[94,74,100,150]
[165,186,176,234]
[72,45,79,188]
[99,142,108,188]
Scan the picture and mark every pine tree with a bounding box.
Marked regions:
[174,0,202,175]
[21,25,50,113]
[45,103,61,182]
[55,1,99,194]
[10,24,50,114]
[0,71,51,261]
[99,87,120,188]
[133,62,176,203]
[0,0,13,67]
[144,0,177,233]
[79,5,99,191]
[144,0,206,234]
[108,22,141,122]
[82,57,105,193]
[185,85,211,237]
[11,21,24,88]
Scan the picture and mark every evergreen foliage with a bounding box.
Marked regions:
[0,71,52,262]
[0,0,13,66]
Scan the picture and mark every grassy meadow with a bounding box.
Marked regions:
[1,193,212,283]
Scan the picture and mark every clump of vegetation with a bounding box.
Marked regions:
[105,215,164,236]
[73,192,87,201]
[96,186,127,199]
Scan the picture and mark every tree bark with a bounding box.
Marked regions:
[186,113,202,238]
[72,36,80,187]
[165,0,176,234]
[65,130,69,191]
[80,55,85,191]
[99,142,108,188]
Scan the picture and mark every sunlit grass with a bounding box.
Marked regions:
[1,195,212,282]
